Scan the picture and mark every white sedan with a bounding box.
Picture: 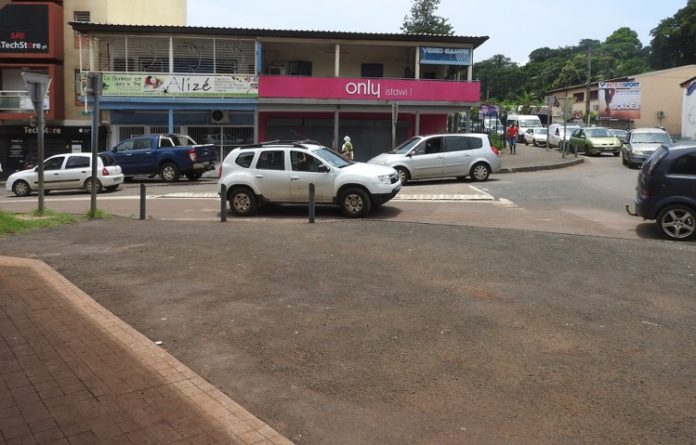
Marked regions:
[523,127,548,146]
[5,153,124,197]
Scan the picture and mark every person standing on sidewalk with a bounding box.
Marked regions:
[507,124,519,154]
[342,136,354,160]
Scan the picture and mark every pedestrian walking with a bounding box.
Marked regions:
[342,135,354,160]
[507,124,518,154]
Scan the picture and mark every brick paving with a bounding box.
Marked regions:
[0,256,293,445]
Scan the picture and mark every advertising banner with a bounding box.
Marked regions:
[259,76,480,102]
[97,73,258,98]
[598,81,641,120]
[419,47,471,66]
[0,4,49,54]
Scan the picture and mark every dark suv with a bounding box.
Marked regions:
[630,144,696,240]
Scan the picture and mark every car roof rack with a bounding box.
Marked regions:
[234,139,324,149]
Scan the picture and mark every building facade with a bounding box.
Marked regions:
[0,0,185,178]
[68,23,486,163]
[547,65,696,137]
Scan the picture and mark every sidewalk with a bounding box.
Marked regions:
[0,256,292,444]
[497,142,584,173]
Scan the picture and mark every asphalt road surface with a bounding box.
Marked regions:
[0,215,694,444]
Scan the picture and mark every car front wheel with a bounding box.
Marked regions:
[228,187,257,216]
[339,187,372,218]
[657,205,696,240]
[395,167,410,185]
[12,180,31,197]
[470,162,491,182]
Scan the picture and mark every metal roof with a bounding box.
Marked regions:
[69,22,488,48]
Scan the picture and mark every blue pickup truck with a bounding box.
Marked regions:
[101,134,217,182]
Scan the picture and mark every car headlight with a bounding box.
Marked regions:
[373,160,386,166]
[378,174,391,185]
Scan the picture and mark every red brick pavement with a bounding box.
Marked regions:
[0,256,293,445]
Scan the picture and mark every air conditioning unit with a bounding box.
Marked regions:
[210,110,229,124]
[656,111,665,118]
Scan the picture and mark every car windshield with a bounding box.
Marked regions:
[392,137,422,154]
[520,119,541,127]
[632,132,672,144]
[312,147,353,168]
[586,128,612,138]
[558,126,580,135]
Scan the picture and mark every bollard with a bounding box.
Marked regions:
[139,183,146,220]
[220,184,227,222]
[308,183,315,223]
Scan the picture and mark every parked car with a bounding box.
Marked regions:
[621,127,673,168]
[217,140,401,218]
[5,153,124,197]
[569,127,622,156]
[548,124,582,147]
[367,133,501,184]
[101,134,217,182]
[629,144,696,240]
[523,127,548,146]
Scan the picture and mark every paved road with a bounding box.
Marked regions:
[0,152,653,240]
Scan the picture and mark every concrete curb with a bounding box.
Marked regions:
[499,157,584,173]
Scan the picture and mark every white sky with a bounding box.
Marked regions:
[188,0,688,65]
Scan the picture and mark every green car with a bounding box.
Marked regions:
[569,127,622,156]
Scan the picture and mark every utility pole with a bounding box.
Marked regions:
[585,45,592,127]
[85,72,102,219]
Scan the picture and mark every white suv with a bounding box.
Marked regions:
[217,141,401,218]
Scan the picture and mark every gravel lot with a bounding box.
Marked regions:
[1,217,695,444]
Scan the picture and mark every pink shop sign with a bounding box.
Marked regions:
[259,76,480,102]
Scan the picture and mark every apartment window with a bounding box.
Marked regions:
[361,63,383,78]
[573,92,585,102]
[288,61,312,76]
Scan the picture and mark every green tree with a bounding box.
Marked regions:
[649,0,696,69]
[401,0,454,35]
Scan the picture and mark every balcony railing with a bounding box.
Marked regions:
[0,90,50,112]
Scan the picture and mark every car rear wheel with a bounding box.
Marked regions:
[228,187,258,216]
[470,162,491,182]
[657,205,696,241]
[12,180,30,197]
[84,178,103,193]
[339,187,372,218]
[395,167,410,185]
[160,163,180,182]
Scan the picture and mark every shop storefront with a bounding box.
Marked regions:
[0,124,107,178]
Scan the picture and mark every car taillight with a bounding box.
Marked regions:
[491,146,500,156]
[188,148,197,162]
[101,167,110,176]
[217,165,222,178]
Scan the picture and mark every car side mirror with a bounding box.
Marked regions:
[318,164,329,173]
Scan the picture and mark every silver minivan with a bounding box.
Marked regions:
[367,133,502,184]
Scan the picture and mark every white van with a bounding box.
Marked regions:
[506,114,543,141]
